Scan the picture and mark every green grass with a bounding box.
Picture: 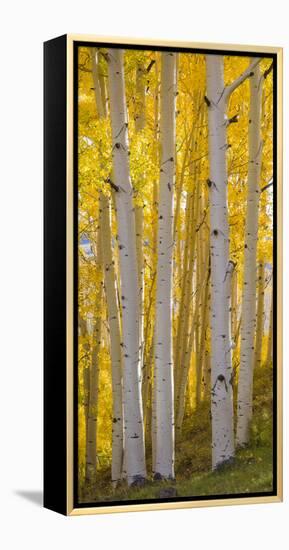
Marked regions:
[79,364,273,503]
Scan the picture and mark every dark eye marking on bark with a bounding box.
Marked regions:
[106,177,119,192]
[206,178,219,192]
[212,374,228,393]
[228,114,239,125]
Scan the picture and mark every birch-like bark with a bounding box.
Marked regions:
[236,63,263,447]
[197,254,211,403]
[107,48,146,485]
[231,270,238,338]
[203,298,211,399]
[134,62,146,390]
[174,189,194,394]
[206,55,235,469]
[85,317,101,484]
[90,48,105,119]
[175,266,207,431]
[85,230,102,485]
[266,281,273,365]
[153,52,177,479]
[205,55,260,466]
[90,48,124,484]
[254,261,265,369]
[99,194,124,484]
[79,318,90,438]
[151,58,160,474]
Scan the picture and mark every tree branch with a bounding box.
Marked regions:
[263,62,273,80]
[224,58,261,101]
[261,179,273,193]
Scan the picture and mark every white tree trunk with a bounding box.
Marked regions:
[90,48,124,485]
[236,63,262,447]
[266,281,273,365]
[90,48,105,119]
[99,193,124,485]
[85,229,102,485]
[107,48,146,485]
[206,55,235,469]
[255,260,265,369]
[153,52,176,479]
[134,63,145,387]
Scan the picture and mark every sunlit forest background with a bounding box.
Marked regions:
[77,46,274,503]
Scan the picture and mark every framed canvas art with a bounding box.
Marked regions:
[44,35,283,515]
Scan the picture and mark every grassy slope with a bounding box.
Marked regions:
[80,364,273,503]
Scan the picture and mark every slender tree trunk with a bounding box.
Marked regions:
[203,302,211,399]
[206,55,235,469]
[134,62,146,394]
[175,264,206,431]
[231,269,238,338]
[195,200,207,407]
[90,48,124,484]
[174,188,195,394]
[90,48,105,118]
[99,194,124,485]
[236,63,263,447]
[85,318,101,485]
[107,48,146,485]
[266,280,273,365]
[85,230,102,485]
[151,56,160,474]
[255,260,265,369]
[79,318,90,439]
[198,256,211,401]
[153,52,177,479]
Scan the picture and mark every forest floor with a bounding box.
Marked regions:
[79,363,274,503]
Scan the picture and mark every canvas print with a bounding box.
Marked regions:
[76,45,275,506]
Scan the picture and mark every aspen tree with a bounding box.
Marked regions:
[255,261,265,369]
[206,55,234,469]
[266,281,273,365]
[197,254,211,402]
[79,318,90,438]
[231,270,238,338]
[206,54,260,468]
[236,62,263,447]
[99,195,124,484]
[175,265,207,431]
[134,61,146,390]
[107,48,146,485]
[153,52,177,479]
[90,48,124,484]
[85,230,102,485]
[174,189,194,394]
[150,55,160,474]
